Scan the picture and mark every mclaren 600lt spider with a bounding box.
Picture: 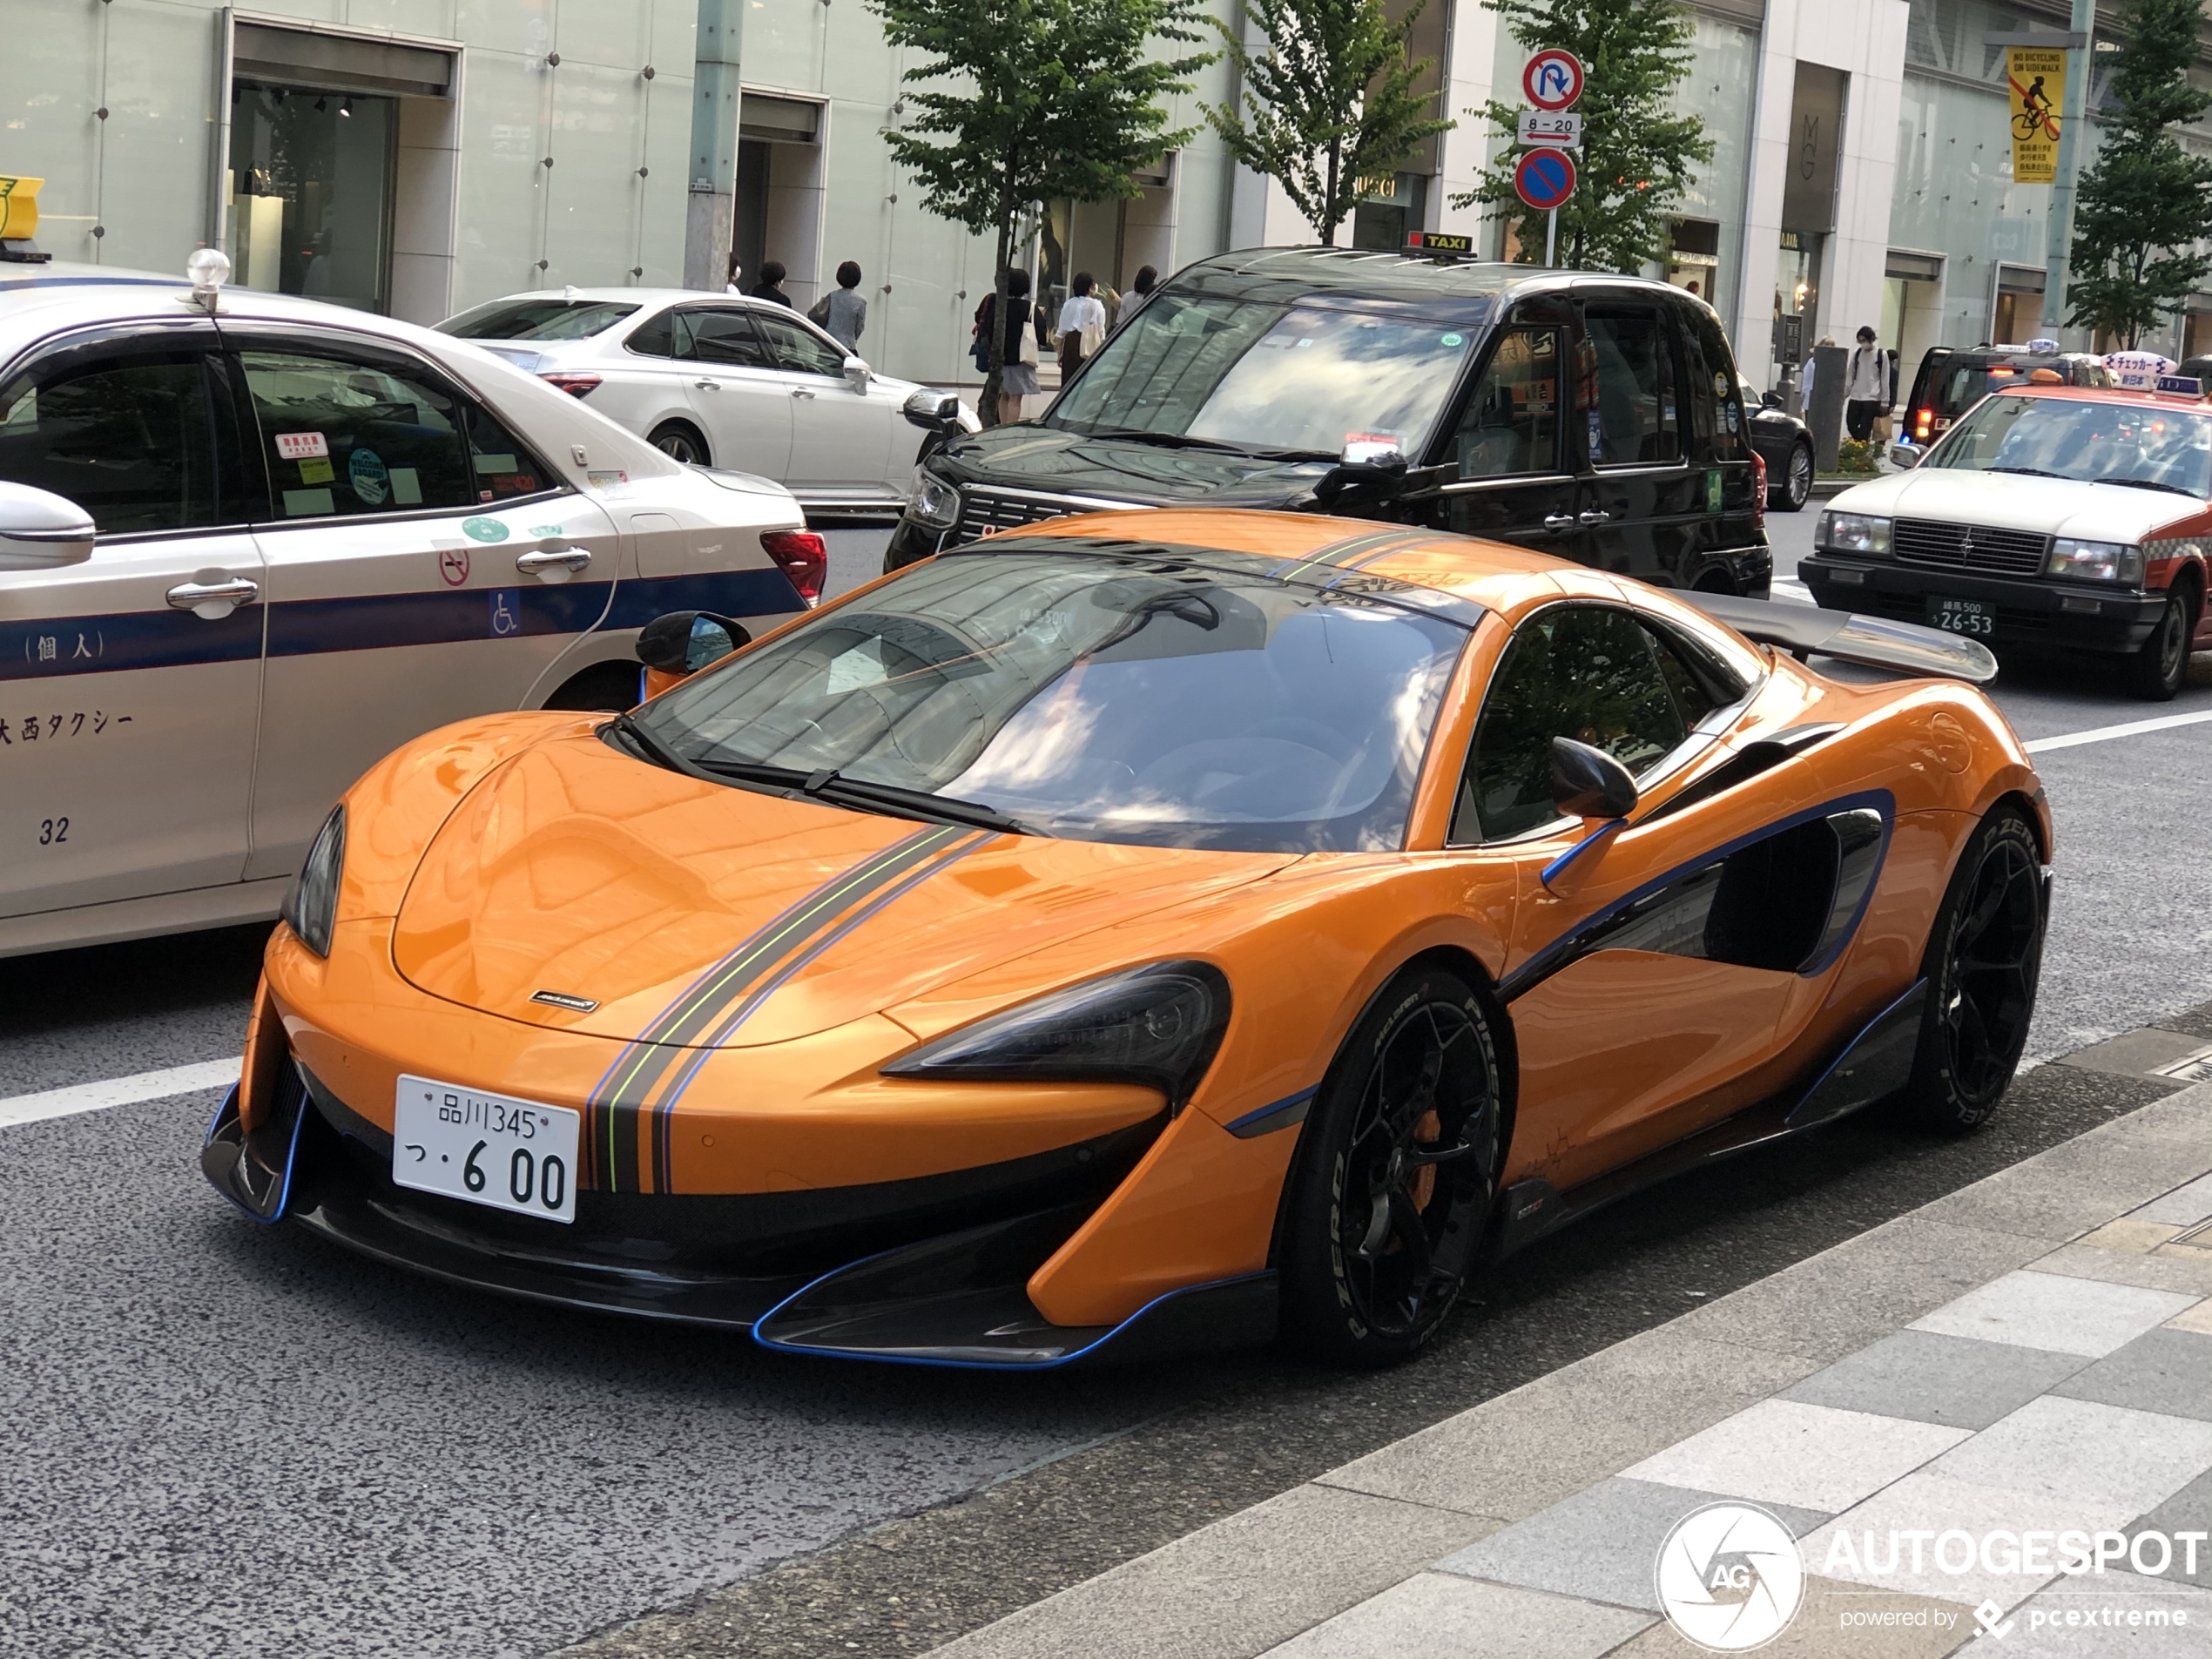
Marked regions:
[205,509,2048,1369]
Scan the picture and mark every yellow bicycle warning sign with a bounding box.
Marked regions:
[2008,47,2065,184]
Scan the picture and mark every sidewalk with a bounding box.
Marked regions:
[929,1080,2212,1659]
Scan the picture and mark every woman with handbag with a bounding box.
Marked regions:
[975,268,1041,426]
[1055,272,1108,378]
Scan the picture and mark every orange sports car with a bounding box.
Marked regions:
[203,509,2049,1369]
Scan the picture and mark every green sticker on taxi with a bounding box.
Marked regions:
[462,517,510,543]
[1705,469,1723,513]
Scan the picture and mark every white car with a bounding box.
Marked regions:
[436,288,977,515]
[0,255,819,958]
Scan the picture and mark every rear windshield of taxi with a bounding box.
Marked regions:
[437,299,640,341]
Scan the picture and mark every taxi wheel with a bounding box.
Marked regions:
[1278,964,1503,1367]
[2128,588,2192,701]
[649,421,711,468]
[1774,442,1813,511]
[1898,808,2044,1135]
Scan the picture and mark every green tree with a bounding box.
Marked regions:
[1204,0,1453,246]
[873,0,1211,411]
[1454,0,1711,272]
[2067,0,2212,347]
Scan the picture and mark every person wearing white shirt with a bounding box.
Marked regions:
[1055,273,1109,375]
[1844,325,1890,440]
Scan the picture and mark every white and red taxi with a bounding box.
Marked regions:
[1804,383,2210,698]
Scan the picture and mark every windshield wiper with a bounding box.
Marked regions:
[1082,427,1334,462]
[609,722,1037,835]
[1985,465,2067,478]
[2094,475,2199,496]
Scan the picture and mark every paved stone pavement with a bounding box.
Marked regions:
[928,1082,2212,1659]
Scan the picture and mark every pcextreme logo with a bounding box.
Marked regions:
[1656,1502,1807,1651]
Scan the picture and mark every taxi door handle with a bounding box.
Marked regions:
[1542,513,1575,532]
[791,388,816,400]
[1579,509,1611,525]
[693,379,721,391]
[166,576,259,618]
[515,547,592,584]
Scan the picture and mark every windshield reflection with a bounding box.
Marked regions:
[1049,293,1480,460]
[1930,393,2212,496]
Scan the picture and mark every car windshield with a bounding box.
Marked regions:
[627,546,1471,853]
[436,299,640,341]
[1928,393,2212,495]
[1047,293,1481,460]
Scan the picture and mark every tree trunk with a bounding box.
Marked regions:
[980,162,1016,428]
[1321,139,1340,246]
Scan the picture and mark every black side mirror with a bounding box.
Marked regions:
[1551,737,1638,819]
[1760,390,1784,410]
[636,610,751,675]
[902,388,963,434]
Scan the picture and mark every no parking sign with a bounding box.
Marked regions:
[1514,147,1577,212]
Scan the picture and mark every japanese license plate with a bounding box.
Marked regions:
[393,1075,579,1224]
[1926,596,1996,637]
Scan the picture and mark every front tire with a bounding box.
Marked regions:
[1898,808,2045,1134]
[1772,442,1813,512]
[648,421,711,467]
[1279,965,1504,1366]
[2128,587,2192,701]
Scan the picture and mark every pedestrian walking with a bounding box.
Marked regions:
[1055,272,1108,376]
[811,260,867,353]
[974,269,1040,426]
[725,253,744,297]
[1844,326,1889,441]
[750,260,793,309]
[1119,264,1160,326]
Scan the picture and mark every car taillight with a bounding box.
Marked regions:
[762,529,826,605]
[539,373,602,399]
[1751,451,1767,530]
[1915,408,1933,440]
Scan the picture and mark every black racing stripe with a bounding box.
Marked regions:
[1267,528,1433,582]
[582,826,970,1193]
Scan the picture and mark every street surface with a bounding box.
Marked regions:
[1,517,2206,1658]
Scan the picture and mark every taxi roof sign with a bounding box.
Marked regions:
[0,174,47,261]
[1407,230,1474,260]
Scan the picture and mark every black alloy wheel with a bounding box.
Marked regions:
[2128,587,2192,701]
[649,421,710,467]
[1774,442,1814,512]
[1898,808,2045,1134]
[1280,965,1504,1366]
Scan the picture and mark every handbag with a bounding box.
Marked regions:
[1871,411,1892,443]
[1017,308,1040,367]
[806,293,833,326]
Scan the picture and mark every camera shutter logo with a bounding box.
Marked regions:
[1655,1502,1805,1651]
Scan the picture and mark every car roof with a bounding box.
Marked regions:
[459,288,754,309]
[1994,383,2209,410]
[1170,246,1705,320]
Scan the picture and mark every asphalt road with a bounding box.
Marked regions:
[1,517,2207,1659]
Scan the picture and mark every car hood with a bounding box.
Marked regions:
[1831,467,2206,542]
[391,732,1297,1049]
[932,422,1339,509]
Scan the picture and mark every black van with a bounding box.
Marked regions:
[1892,344,2112,459]
[885,247,1770,595]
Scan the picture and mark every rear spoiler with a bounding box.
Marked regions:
[1683,591,1998,685]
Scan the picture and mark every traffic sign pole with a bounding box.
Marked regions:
[1547,209,1557,267]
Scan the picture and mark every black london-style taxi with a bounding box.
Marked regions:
[885,246,1771,596]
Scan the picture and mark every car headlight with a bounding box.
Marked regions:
[2047,538,2143,584]
[280,806,345,958]
[907,470,961,531]
[882,961,1230,1110]
[1817,511,1892,556]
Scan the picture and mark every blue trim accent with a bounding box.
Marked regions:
[1224,1084,1317,1136]
[204,1081,307,1226]
[1539,818,1625,888]
[1795,807,1896,979]
[1,606,262,683]
[750,1266,1278,1372]
[1783,978,1925,1128]
[1501,789,1898,1002]
[202,1082,240,1150]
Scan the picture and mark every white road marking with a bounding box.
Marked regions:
[0,1057,239,1131]
[2025,708,2212,754]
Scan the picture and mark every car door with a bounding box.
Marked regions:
[0,324,266,917]
[1455,599,1814,1190]
[752,310,896,496]
[224,328,624,883]
[1576,298,1705,585]
[677,307,796,480]
[1434,309,1584,562]
[586,304,715,461]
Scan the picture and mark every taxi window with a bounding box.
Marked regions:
[0,353,219,536]
[1583,307,1682,466]
[237,352,475,518]
[1452,327,1561,476]
[753,313,849,377]
[687,310,775,368]
[462,402,552,502]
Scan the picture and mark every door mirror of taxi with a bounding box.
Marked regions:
[636,610,750,678]
[902,388,962,433]
[1889,442,1922,470]
[1551,737,1639,821]
[0,482,96,570]
[843,356,872,392]
[1760,390,1784,411]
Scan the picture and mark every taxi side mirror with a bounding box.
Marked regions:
[636,610,749,679]
[0,482,96,570]
[843,356,872,393]
[1760,390,1784,411]
[1551,737,1638,820]
[903,388,963,433]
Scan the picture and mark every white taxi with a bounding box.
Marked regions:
[0,253,820,958]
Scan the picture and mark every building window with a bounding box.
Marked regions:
[229,81,397,314]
